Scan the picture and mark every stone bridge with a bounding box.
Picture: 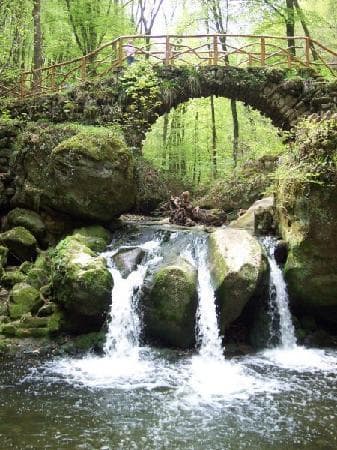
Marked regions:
[8,65,337,148]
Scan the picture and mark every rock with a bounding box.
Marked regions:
[134,157,168,213]
[37,302,57,317]
[113,247,145,277]
[0,288,9,316]
[1,269,27,289]
[51,235,113,317]
[12,124,136,221]
[72,225,112,252]
[229,197,275,234]
[276,118,337,327]
[143,259,197,348]
[274,240,288,265]
[9,282,42,320]
[0,245,8,266]
[0,227,37,264]
[209,228,267,333]
[5,208,46,242]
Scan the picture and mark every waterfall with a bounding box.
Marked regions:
[103,239,161,358]
[194,236,224,361]
[262,237,297,349]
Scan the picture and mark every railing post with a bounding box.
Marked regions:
[165,36,171,65]
[305,37,311,66]
[260,37,266,66]
[50,66,56,91]
[81,57,87,82]
[287,53,292,69]
[118,38,124,67]
[213,35,219,65]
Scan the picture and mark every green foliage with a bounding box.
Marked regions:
[143,97,285,189]
[275,117,337,186]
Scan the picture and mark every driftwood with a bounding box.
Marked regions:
[169,191,226,227]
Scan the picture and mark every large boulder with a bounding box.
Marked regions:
[51,235,113,318]
[277,117,337,327]
[209,228,267,333]
[72,225,112,252]
[143,259,198,348]
[12,124,136,221]
[5,208,46,242]
[229,197,275,234]
[0,227,37,264]
[278,183,337,325]
[8,282,42,320]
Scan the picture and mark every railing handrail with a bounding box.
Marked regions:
[23,34,329,75]
[10,34,337,98]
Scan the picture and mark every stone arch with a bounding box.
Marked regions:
[9,65,337,148]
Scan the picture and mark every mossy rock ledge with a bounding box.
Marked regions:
[277,183,337,325]
[143,259,198,349]
[5,208,46,242]
[12,124,136,222]
[209,228,267,334]
[0,227,37,264]
[51,234,113,319]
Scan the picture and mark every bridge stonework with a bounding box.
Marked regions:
[8,66,337,148]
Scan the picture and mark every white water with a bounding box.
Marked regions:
[32,229,337,418]
[194,237,223,361]
[103,239,162,359]
[262,236,297,349]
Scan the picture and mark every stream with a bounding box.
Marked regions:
[1,227,336,449]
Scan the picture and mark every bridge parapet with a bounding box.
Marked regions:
[11,34,337,99]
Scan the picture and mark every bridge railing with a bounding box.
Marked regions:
[15,34,337,98]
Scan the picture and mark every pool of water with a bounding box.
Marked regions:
[1,346,337,449]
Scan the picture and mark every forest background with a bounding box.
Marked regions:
[1,0,336,202]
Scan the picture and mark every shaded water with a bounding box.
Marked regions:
[1,227,337,449]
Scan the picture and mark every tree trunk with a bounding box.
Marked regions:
[33,0,43,88]
[293,0,318,61]
[231,99,239,167]
[210,95,217,179]
[286,0,296,56]
[161,113,169,170]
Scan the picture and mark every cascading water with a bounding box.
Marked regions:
[103,239,162,359]
[262,236,297,349]
[194,236,224,361]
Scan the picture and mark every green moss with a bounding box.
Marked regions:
[72,225,111,252]
[6,208,46,240]
[0,227,37,262]
[144,261,197,348]
[0,246,8,266]
[9,282,41,320]
[51,235,113,317]
[52,126,128,162]
[2,270,27,288]
[47,309,64,334]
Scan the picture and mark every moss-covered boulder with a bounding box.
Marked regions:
[51,235,113,318]
[0,246,8,267]
[143,259,198,348]
[0,227,37,264]
[5,208,46,242]
[229,197,275,234]
[1,269,27,289]
[12,124,136,221]
[8,282,42,320]
[277,117,337,326]
[72,225,111,252]
[209,228,267,333]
